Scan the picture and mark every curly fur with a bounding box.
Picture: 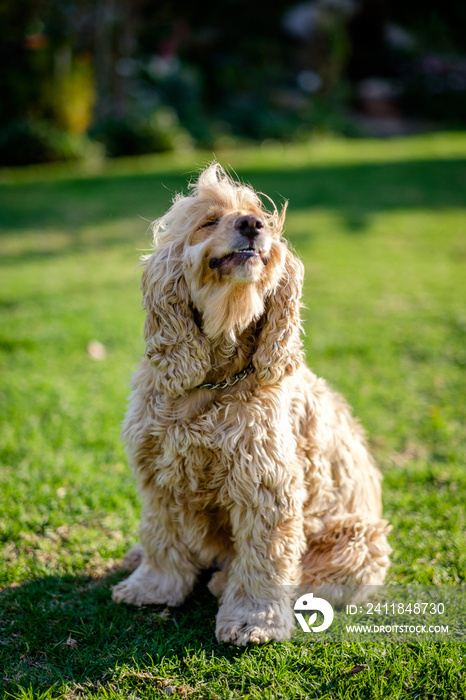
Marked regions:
[112,163,391,645]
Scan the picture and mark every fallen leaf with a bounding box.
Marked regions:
[65,636,78,648]
[343,664,367,675]
[87,340,107,360]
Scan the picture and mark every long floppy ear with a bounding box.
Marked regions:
[141,241,211,397]
[252,249,304,385]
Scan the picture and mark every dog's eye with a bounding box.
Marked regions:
[200,219,220,229]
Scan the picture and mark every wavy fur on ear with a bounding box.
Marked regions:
[142,239,210,397]
[253,250,305,385]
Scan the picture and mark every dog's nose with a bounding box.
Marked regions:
[234,215,264,238]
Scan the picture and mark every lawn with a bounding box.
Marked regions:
[0,133,465,699]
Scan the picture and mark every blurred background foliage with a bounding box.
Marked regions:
[0,0,465,166]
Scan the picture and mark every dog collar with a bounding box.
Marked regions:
[196,362,255,391]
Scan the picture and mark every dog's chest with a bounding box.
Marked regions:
[153,400,231,507]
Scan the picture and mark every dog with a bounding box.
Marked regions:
[112,164,391,645]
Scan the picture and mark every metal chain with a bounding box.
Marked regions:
[196,362,255,391]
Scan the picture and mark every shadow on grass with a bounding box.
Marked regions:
[0,568,249,694]
[0,235,144,268]
[0,158,465,251]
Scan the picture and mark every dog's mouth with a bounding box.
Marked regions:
[209,245,267,270]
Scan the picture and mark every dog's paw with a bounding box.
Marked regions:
[207,570,228,599]
[112,563,192,607]
[215,595,294,646]
[120,543,144,571]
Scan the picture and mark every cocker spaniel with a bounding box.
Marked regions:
[112,164,391,645]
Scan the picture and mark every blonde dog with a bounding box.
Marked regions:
[112,164,391,645]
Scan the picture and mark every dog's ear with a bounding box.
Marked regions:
[253,249,304,385]
[141,242,210,397]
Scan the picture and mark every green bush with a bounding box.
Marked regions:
[91,110,189,158]
[0,120,90,166]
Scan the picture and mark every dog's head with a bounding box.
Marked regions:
[142,164,304,396]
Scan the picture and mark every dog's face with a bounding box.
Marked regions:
[179,176,287,340]
[187,208,276,284]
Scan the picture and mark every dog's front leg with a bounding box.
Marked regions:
[215,460,306,645]
[113,490,200,607]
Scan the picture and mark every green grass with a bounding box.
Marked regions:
[1,133,465,698]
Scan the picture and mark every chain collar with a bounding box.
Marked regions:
[196,362,255,391]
